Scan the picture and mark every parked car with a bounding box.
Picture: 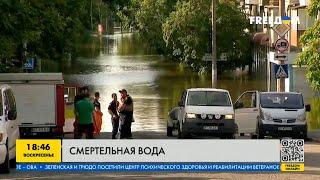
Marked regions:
[0,85,19,173]
[167,107,180,137]
[168,88,236,139]
[0,73,65,138]
[235,91,310,139]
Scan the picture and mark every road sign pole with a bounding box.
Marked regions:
[277,0,286,92]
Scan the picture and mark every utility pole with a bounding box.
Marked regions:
[277,0,286,92]
[212,0,217,88]
[90,0,93,31]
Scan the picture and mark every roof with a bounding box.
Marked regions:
[0,84,10,90]
[187,88,229,92]
[260,91,301,95]
[0,73,63,82]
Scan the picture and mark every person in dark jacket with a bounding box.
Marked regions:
[118,89,134,139]
[108,93,119,139]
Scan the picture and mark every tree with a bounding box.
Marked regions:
[163,0,251,72]
[0,0,97,72]
[296,0,320,91]
[135,0,177,53]
[163,0,211,70]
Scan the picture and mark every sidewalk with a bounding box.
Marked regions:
[63,118,75,134]
[64,118,320,142]
[63,118,168,139]
[308,130,320,143]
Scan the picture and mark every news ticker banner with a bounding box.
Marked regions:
[15,139,304,172]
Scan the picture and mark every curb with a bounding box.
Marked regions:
[309,137,320,143]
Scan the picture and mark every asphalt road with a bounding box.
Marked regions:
[1,131,320,180]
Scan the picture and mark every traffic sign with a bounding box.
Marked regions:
[275,38,289,52]
[202,53,212,62]
[202,53,227,62]
[272,24,290,37]
[24,58,35,70]
[274,52,288,61]
[274,64,288,79]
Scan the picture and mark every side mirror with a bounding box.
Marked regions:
[178,101,184,107]
[305,104,311,112]
[234,101,244,109]
[8,109,17,120]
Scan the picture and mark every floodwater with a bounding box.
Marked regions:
[56,33,319,132]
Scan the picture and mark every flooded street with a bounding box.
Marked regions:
[57,33,319,132]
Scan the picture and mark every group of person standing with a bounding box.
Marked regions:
[73,86,134,139]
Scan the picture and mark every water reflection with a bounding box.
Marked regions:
[59,33,319,132]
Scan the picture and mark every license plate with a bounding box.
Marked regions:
[203,126,218,130]
[278,127,292,131]
[32,127,51,133]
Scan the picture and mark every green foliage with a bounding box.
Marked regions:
[307,97,320,130]
[163,0,211,69]
[308,0,320,17]
[135,0,177,53]
[296,0,320,91]
[163,0,251,71]
[0,0,120,72]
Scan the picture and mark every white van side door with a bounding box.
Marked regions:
[234,91,259,135]
[0,89,7,145]
[177,90,187,126]
[4,88,19,159]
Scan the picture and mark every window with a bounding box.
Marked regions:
[180,91,187,105]
[5,89,16,111]
[187,91,231,106]
[297,8,316,31]
[237,92,257,108]
[260,93,304,109]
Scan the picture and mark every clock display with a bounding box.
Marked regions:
[27,144,51,151]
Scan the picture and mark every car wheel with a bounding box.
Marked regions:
[167,126,173,137]
[10,157,16,168]
[257,124,264,139]
[299,131,308,141]
[0,141,10,174]
[177,123,182,139]
[251,134,258,139]
[226,134,235,139]
[220,134,234,139]
[180,131,188,139]
[257,129,265,139]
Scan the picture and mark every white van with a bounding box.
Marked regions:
[0,73,65,138]
[235,91,310,139]
[0,85,19,173]
[169,88,236,138]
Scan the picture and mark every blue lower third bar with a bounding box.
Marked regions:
[17,163,280,172]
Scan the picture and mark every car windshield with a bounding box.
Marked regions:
[187,91,231,106]
[260,93,304,109]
